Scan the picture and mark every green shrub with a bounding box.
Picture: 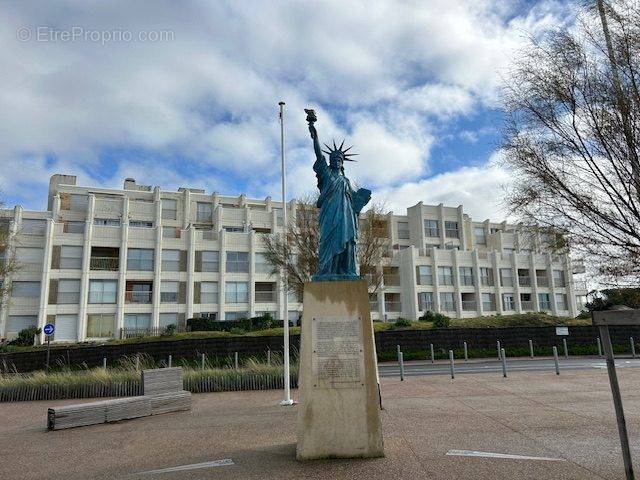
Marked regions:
[9,327,41,346]
[394,318,412,328]
[229,327,246,335]
[420,311,450,328]
[161,324,177,336]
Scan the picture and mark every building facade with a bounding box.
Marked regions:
[0,174,588,343]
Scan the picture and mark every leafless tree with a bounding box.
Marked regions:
[262,197,389,297]
[0,207,17,314]
[502,0,640,284]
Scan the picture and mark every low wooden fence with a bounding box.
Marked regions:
[0,372,298,403]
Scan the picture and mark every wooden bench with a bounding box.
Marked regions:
[47,367,191,431]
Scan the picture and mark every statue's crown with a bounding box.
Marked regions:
[322,139,358,162]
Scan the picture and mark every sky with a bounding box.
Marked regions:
[0,0,577,221]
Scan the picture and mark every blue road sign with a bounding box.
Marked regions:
[43,323,55,336]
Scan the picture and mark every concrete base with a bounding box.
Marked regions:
[296,279,384,460]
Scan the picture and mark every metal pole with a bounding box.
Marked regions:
[168,355,172,368]
[397,344,401,361]
[631,337,636,359]
[429,343,434,363]
[279,101,293,407]
[600,325,635,480]
[45,337,51,369]
[399,351,405,381]
[201,353,205,370]
[598,337,603,357]
[267,349,271,366]
[497,340,501,360]
[529,339,534,358]
[449,350,455,379]
[103,357,107,370]
[501,348,507,378]
[234,352,239,370]
[553,347,560,375]
[463,341,468,362]
[563,338,568,359]
[135,354,140,371]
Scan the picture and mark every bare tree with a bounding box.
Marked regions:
[0,208,18,318]
[501,0,640,284]
[262,198,389,297]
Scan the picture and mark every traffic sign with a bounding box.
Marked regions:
[43,323,55,336]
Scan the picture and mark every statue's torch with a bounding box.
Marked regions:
[305,108,317,125]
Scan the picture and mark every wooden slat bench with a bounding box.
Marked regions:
[47,367,191,431]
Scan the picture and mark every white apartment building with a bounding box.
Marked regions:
[0,174,587,343]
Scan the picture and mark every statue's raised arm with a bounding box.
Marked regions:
[305,109,325,166]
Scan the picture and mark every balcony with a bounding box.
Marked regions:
[518,276,531,287]
[482,302,497,311]
[160,291,178,303]
[384,301,401,312]
[125,290,152,304]
[255,291,277,303]
[462,300,476,311]
[536,276,549,287]
[521,300,533,310]
[383,274,400,286]
[369,301,379,311]
[90,256,119,271]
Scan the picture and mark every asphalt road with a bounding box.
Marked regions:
[377,355,640,377]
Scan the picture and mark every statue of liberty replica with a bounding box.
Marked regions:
[296,109,383,461]
[305,109,372,281]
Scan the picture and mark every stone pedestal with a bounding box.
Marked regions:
[296,279,384,460]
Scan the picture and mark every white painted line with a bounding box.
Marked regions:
[134,459,234,476]
[446,450,564,462]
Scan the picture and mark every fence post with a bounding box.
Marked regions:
[631,337,636,359]
[201,353,205,370]
[102,357,107,370]
[135,354,140,371]
[553,346,560,375]
[168,355,172,368]
[563,338,569,359]
[529,339,534,358]
[497,340,501,360]
[597,337,603,357]
[463,341,468,362]
[235,352,239,370]
[399,351,405,381]
[429,343,434,364]
[501,348,507,378]
[449,350,455,379]
[267,349,271,366]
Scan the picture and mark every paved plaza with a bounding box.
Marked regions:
[2,367,640,479]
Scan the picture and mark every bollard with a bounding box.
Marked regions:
[563,338,568,359]
[103,357,107,370]
[597,337,602,357]
[631,338,636,359]
[399,351,405,381]
[463,341,468,362]
[267,349,271,366]
[501,348,507,378]
[497,340,502,360]
[135,354,140,371]
[168,355,172,368]
[201,353,205,370]
[449,350,455,379]
[553,346,560,375]
[234,352,239,370]
[429,343,434,364]
[529,339,534,358]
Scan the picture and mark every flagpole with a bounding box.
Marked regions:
[278,101,293,406]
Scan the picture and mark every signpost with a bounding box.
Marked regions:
[43,323,55,369]
[592,309,639,480]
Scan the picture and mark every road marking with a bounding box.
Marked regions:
[446,450,564,462]
[133,459,234,476]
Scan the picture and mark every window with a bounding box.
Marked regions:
[88,280,117,304]
[255,253,273,274]
[58,279,80,304]
[459,267,474,286]
[553,270,565,287]
[438,266,453,285]
[16,247,44,267]
[162,198,177,220]
[225,282,248,303]
[255,282,276,302]
[7,315,37,332]
[86,314,115,338]
[201,282,219,303]
[502,293,515,310]
[555,293,568,310]
[490,227,502,234]
[439,292,455,311]
[68,194,88,211]
[474,226,486,245]
[224,226,244,233]
[480,267,494,286]
[226,311,249,321]
[11,281,40,297]
[127,248,154,270]
[482,293,495,311]
[161,281,179,303]
[54,314,77,341]
[130,220,154,228]
[274,208,284,226]
[417,265,432,285]
[160,313,179,328]
[500,268,513,287]
[288,310,301,323]
[445,221,459,238]
[124,313,151,330]
[418,292,434,311]
[424,219,439,237]
[397,221,410,240]
[538,293,551,310]
[60,246,83,269]
[94,218,120,226]
[21,219,46,235]
[163,226,180,238]
[196,202,213,222]
[202,251,219,272]
[162,249,180,271]
[226,251,249,273]
[64,221,85,233]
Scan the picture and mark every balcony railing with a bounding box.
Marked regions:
[539,302,552,311]
[255,291,277,302]
[518,276,531,287]
[383,274,400,286]
[125,290,152,303]
[440,302,456,312]
[57,292,80,304]
[482,302,497,311]
[90,256,119,271]
[462,300,476,311]
[160,291,178,303]
[521,300,533,310]
[385,301,401,312]
[536,276,549,287]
